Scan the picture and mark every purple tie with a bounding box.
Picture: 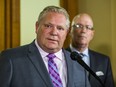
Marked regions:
[47,53,63,87]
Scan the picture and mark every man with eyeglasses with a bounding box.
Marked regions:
[66,13,115,87]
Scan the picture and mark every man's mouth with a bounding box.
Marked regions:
[47,38,58,43]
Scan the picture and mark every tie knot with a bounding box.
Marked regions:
[79,53,85,58]
[47,53,56,59]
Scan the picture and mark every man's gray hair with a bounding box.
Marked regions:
[38,6,70,29]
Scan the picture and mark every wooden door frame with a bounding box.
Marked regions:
[0,0,20,51]
[60,0,78,48]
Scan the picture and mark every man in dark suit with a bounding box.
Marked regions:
[66,13,115,87]
[0,6,91,87]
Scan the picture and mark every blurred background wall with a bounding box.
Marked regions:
[20,0,59,45]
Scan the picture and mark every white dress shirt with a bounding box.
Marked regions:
[70,44,90,66]
[35,40,67,87]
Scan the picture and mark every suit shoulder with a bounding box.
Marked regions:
[0,44,30,59]
[89,50,110,60]
[63,49,71,55]
[65,47,71,52]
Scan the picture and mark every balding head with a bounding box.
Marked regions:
[70,13,94,52]
[71,13,93,27]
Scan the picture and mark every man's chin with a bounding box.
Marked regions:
[77,43,87,47]
[47,45,59,50]
[47,47,60,53]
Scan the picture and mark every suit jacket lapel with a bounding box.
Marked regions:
[63,49,73,87]
[64,49,91,87]
[89,51,95,70]
[89,50,98,82]
[27,42,53,87]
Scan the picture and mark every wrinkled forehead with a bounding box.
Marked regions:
[73,14,93,27]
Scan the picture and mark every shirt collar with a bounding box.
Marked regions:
[70,44,89,57]
[35,39,63,60]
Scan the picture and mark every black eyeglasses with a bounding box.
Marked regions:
[73,24,93,30]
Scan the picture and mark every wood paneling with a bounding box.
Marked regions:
[60,0,78,21]
[0,0,20,51]
[60,0,78,48]
[0,0,5,50]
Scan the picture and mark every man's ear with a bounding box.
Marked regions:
[91,30,95,40]
[66,27,71,37]
[35,21,39,33]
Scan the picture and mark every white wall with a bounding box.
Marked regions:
[20,0,59,45]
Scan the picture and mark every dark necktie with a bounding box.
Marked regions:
[80,53,89,66]
[80,53,90,77]
[79,53,85,58]
[47,53,63,87]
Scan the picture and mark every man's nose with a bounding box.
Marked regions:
[50,27,58,35]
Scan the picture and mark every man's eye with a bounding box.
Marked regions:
[86,26,93,30]
[57,27,64,31]
[79,25,83,28]
[44,24,52,28]
[74,24,83,29]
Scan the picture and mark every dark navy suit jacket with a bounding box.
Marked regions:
[66,47,115,87]
[0,41,91,87]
